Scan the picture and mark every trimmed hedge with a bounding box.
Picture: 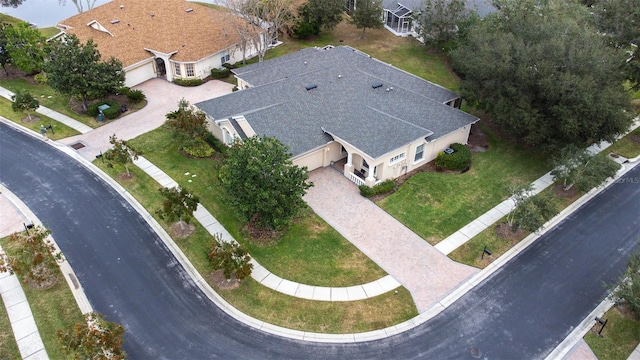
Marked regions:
[359,179,395,197]
[211,68,231,79]
[435,143,471,171]
[87,100,121,119]
[173,78,204,87]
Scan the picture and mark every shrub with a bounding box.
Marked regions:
[126,89,145,103]
[173,78,204,87]
[435,143,471,171]
[359,179,396,197]
[293,21,320,39]
[232,86,239,92]
[205,132,228,155]
[34,72,47,84]
[183,138,215,158]
[87,99,121,117]
[221,62,237,70]
[210,67,231,79]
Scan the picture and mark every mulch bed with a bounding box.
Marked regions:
[21,115,41,124]
[0,65,37,83]
[170,221,195,239]
[209,269,241,290]
[631,134,640,144]
[553,183,578,199]
[116,172,135,182]
[494,222,526,240]
[26,264,58,290]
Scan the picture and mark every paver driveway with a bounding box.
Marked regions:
[60,78,234,160]
[304,167,477,313]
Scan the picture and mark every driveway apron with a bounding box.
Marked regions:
[305,168,477,313]
[59,78,234,161]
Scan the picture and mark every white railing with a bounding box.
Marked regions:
[347,172,366,186]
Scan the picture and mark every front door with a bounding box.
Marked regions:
[155,58,166,78]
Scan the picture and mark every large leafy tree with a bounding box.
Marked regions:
[57,312,126,360]
[0,22,12,75]
[219,135,313,231]
[164,99,208,148]
[451,0,633,150]
[590,0,640,91]
[416,0,468,45]
[0,226,60,288]
[506,185,557,233]
[45,34,124,111]
[351,0,383,38]
[298,0,344,32]
[5,21,47,74]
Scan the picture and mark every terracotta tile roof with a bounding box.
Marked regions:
[57,0,246,67]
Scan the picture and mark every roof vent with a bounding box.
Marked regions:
[110,19,120,24]
[185,8,193,12]
[372,82,383,89]
[119,4,123,9]
[305,84,317,91]
[338,74,342,79]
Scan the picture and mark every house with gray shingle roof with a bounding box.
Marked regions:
[196,46,478,186]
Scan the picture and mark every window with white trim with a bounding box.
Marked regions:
[174,62,181,77]
[185,63,195,77]
[414,144,425,162]
[224,128,234,146]
[220,52,230,64]
[389,152,405,165]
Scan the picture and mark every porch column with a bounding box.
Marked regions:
[365,165,376,187]
[343,152,353,177]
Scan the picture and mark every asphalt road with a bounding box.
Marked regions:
[1,121,638,359]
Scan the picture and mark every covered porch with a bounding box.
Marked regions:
[331,152,382,187]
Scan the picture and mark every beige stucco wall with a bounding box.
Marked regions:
[292,142,343,171]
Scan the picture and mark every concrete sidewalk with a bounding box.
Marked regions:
[0,193,48,360]
[133,156,402,301]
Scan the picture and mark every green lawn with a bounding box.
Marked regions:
[0,296,20,360]
[0,234,84,359]
[378,124,549,244]
[0,97,79,140]
[94,151,417,333]
[585,306,640,360]
[608,126,640,159]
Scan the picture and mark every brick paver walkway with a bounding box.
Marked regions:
[304,168,477,313]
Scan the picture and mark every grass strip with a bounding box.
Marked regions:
[608,126,640,159]
[93,159,418,333]
[0,235,84,359]
[0,292,20,360]
[585,306,640,360]
[0,97,79,139]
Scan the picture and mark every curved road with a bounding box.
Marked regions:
[1,122,638,359]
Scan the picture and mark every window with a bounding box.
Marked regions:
[224,128,234,146]
[174,62,181,77]
[185,63,195,77]
[414,144,424,162]
[389,152,405,165]
[220,52,230,64]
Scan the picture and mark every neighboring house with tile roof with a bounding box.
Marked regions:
[196,46,478,187]
[56,0,265,87]
[346,0,495,38]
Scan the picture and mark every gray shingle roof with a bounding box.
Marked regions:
[196,46,478,159]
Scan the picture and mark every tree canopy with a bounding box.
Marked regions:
[351,0,383,38]
[416,0,468,45]
[165,99,209,147]
[208,233,253,281]
[297,0,344,36]
[4,21,47,74]
[219,135,313,231]
[0,22,12,75]
[45,34,124,111]
[451,0,633,150]
[104,134,142,177]
[609,243,640,318]
[156,186,200,226]
[550,145,620,192]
